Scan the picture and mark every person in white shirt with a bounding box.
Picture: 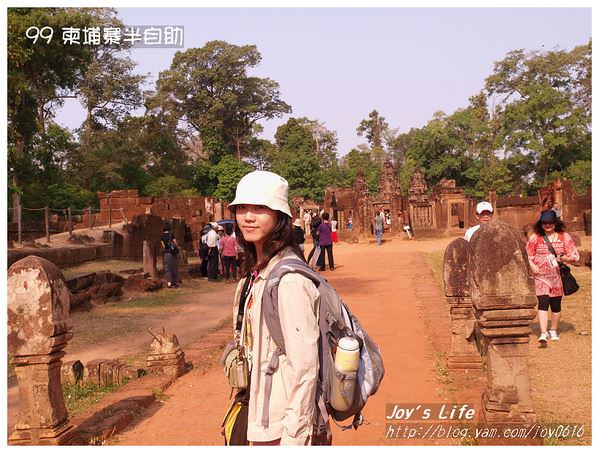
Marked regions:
[331,218,338,244]
[464,201,494,241]
[303,210,312,235]
[206,222,220,281]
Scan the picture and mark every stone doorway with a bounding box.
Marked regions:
[449,201,467,229]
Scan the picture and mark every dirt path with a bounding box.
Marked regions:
[7,280,237,437]
[114,237,460,446]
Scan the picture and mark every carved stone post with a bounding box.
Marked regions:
[7,256,76,445]
[146,328,186,377]
[443,238,483,369]
[469,221,537,425]
[143,240,157,278]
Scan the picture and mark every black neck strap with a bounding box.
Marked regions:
[235,274,254,332]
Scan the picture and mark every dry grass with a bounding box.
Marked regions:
[527,264,592,445]
[61,259,147,280]
[68,279,206,351]
[423,250,592,445]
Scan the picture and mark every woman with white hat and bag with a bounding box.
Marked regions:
[228,170,323,446]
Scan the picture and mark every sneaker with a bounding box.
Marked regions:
[549,330,560,341]
[538,332,548,345]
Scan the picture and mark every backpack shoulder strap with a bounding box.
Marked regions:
[261,257,322,355]
[260,258,322,428]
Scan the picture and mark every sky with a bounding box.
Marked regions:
[53,7,591,156]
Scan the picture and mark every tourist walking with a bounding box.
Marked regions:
[206,222,220,281]
[464,201,494,241]
[293,218,306,257]
[525,210,579,345]
[374,210,384,245]
[316,212,334,271]
[228,170,323,445]
[220,223,238,282]
[303,210,312,235]
[217,225,226,276]
[331,218,338,244]
[306,214,322,267]
[160,223,179,288]
[199,224,210,278]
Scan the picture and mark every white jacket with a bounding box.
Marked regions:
[232,248,320,445]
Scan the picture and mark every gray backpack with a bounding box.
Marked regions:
[261,258,384,440]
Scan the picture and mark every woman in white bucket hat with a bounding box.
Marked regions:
[228,171,323,445]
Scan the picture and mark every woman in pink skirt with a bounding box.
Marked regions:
[526,210,579,345]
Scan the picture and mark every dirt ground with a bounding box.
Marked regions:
[111,236,477,446]
[6,275,238,437]
[7,233,592,445]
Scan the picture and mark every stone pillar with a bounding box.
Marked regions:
[7,256,76,445]
[468,221,537,427]
[143,240,157,278]
[443,238,483,369]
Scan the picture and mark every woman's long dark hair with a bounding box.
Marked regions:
[534,211,565,236]
[235,210,305,276]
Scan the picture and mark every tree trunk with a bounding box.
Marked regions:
[235,136,241,160]
[11,134,24,222]
[37,102,46,134]
[12,173,21,223]
[85,107,94,149]
[374,123,382,149]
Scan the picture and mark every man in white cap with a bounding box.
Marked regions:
[206,221,220,281]
[464,201,494,241]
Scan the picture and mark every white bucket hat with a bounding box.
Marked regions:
[228,171,292,217]
[476,201,494,214]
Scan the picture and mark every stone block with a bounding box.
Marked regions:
[443,238,470,297]
[469,221,536,310]
[8,256,72,356]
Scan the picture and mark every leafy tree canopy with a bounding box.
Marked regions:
[149,40,291,160]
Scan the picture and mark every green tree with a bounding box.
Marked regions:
[46,183,96,210]
[486,43,591,187]
[77,43,146,142]
[10,122,83,213]
[565,160,591,195]
[340,146,381,194]
[273,149,325,201]
[398,156,418,194]
[272,118,326,200]
[192,160,218,196]
[210,155,253,201]
[145,175,187,198]
[8,8,99,212]
[356,109,389,149]
[401,112,466,185]
[243,137,277,171]
[149,40,291,159]
[275,117,316,153]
